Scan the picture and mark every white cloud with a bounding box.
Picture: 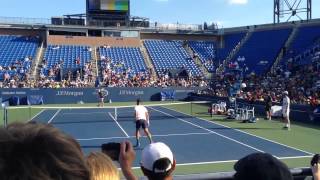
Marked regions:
[228,0,248,5]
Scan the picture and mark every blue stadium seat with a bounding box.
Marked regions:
[233,28,292,75]
[98,47,147,76]
[188,41,216,72]
[43,45,92,72]
[282,25,320,67]
[0,35,39,80]
[144,40,202,77]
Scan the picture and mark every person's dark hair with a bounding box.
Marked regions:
[0,122,89,180]
[234,153,293,180]
[311,154,320,166]
[137,99,141,105]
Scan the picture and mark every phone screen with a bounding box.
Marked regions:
[101,143,121,161]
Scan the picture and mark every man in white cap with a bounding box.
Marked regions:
[282,91,291,130]
[140,142,176,180]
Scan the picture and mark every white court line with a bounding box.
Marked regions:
[108,112,130,138]
[28,109,45,122]
[63,112,108,115]
[162,106,314,156]
[278,155,313,160]
[149,107,265,154]
[48,109,61,124]
[77,132,212,141]
[130,155,313,169]
[78,136,126,141]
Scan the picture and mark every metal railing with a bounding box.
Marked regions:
[0,16,50,25]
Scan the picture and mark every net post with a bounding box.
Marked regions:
[211,102,213,119]
[115,107,117,121]
[3,107,8,128]
[29,106,31,121]
[190,101,193,116]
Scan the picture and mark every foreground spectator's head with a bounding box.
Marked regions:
[311,154,320,166]
[311,154,320,180]
[0,122,90,180]
[234,153,293,180]
[140,142,176,180]
[86,152,119,180]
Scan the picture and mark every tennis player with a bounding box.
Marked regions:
[98,89,106,107]
[134,99,153,147]
[282,91,291,130]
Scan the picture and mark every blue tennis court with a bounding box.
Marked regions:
[31,104,313,167]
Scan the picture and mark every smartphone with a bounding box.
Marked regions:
[101,142,121,161]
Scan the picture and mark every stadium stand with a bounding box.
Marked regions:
[38,45,93,87]
[282,25,320,66]
[144,40,203,77]
[0,35,39,83]
[188,41,216,72]
[232,28,292,75]
[218,32,246,61]
[43,45,91,69]
[98,46,148,76]
[98,46,151,87]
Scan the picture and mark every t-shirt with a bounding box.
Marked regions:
[266,96,272,107]
[135,105,148,121]
[282,96,290,112]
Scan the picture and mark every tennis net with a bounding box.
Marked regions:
[3,101,213,127]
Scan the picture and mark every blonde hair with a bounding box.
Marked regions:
[87,152,120,180]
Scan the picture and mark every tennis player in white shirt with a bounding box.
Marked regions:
[134,99,153,147]
[282,91,291,130]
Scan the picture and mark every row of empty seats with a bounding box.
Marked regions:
[99,47,148,76]
[282,25,320,67]
[0,35,39,80]
[43,45,92,70]
[144,40,202,77]
[188,41,216,72]
[233,28,292,75]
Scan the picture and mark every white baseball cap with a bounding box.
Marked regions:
[283,91,289,95]
[141,142,174,173]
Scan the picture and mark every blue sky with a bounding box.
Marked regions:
[0,0,319,28]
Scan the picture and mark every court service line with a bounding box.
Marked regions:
[278,155,313,160]
[78,136,126,141]
[130,159,240,169]
[162,106,314,156]
[48,109,61,124]
[108,112,130,138]
[28,109,45,122]
[63,112,107,115]
[149,107,265,154]
[130,155,312,169]
[77,132,212,141]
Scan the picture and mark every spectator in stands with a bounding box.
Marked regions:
[0,122,90,180]
[140,142,176,180]
[233,152,293,180]
[265,92,273,120]
[86,152,119,180]
[311,154,320,180]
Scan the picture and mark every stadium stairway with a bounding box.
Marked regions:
[270,25,300,73]
[140,42,157,78]
[217,30,252,74]
[183,42,211,78]
[32,42,45,79]
[91,46,99,78]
